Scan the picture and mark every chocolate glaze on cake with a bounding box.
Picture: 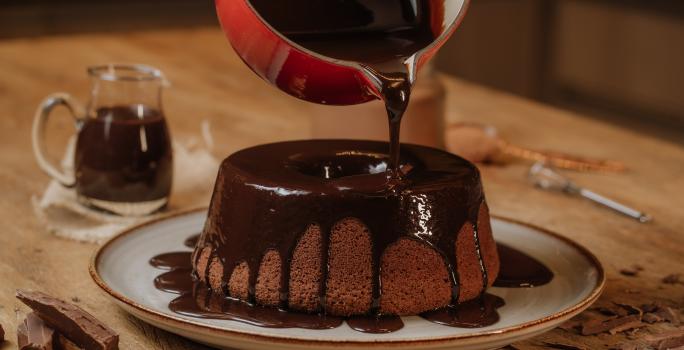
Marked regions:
[150,238,550,333]
[151,250,506,332]
[190,139,500,316]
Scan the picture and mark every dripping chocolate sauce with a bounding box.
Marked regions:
[150,240,552,333]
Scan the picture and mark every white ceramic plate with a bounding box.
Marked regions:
[90,209,604,350]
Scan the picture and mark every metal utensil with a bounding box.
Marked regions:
[529,162,652,223]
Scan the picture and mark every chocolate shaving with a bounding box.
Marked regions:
[56,334,85,350]
[17,312,55,350]
[592,303,642,318]
[614,302,643,317]
[643,312,664,324]
[654,306,681,325]
[16,290,118,350]
[644,328,684,349]
[655,307,680,326]
[663,274,683,285]
[642,302,662,313]
[640,303,680,325]
[609,320,645,335]
[595,306,622,317]
[581,314,641,335]
[559,318,583,332]
[620,265,643,277]
[501,345,537,350]
[625,327,642,339]
[542,341,587,349]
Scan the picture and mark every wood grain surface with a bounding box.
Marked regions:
[0,28,682,349]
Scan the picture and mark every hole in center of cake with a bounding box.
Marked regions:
[288,152,397,179]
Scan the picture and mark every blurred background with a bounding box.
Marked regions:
[2,0,683,143]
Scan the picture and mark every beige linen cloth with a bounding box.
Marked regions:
[32,122,219,243]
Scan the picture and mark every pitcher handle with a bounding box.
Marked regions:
[32,93,84,187]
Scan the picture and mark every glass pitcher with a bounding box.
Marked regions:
[32,64,173,216]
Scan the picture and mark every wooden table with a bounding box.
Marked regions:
[0,28,682,349]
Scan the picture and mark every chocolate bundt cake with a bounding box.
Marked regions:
[191,140,499,316]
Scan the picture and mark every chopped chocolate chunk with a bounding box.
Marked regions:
[16,290,118,350]
[614,302,643,317]
[663,274,683,285]
[17,312,55,350]
[559,318,583,332]
[644,328,684,349]
[581,314,641,335]
[542,341,587,349]
[501,345,536,350]
[620,265,644,277]
[0,322,4,341]
[56,334,85,350]
[595,306,621,316]
[654,306,681,325]
[70,297,80,303]
[643,312,664,324]
[592,303,642,318]
[609,320,645,335]
[625,327,642,339]
[640,303,680,325]
[642,302,662,313]
[612,343,641,350]
[620,270,638,277]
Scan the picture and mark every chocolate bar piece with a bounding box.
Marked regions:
[56,334,85,350]
[581,314,641,335]
[16,290,118,350]
[17,312,55,350]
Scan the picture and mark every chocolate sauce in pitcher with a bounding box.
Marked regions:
[75,105,172,203]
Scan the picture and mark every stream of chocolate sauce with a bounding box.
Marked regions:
[151,238,552,333]
[249,0,437,174]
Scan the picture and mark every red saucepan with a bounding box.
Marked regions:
[215,0,470,105]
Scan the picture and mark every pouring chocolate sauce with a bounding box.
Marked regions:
[249,0,439,177]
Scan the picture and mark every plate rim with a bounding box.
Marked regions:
[89,207,606,348]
